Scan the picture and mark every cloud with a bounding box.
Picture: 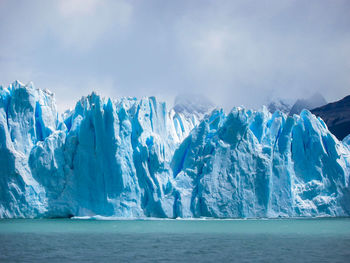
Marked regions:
[175,0,350,108]
[53,0,133,51]
[0,0,349,112]
[58,0,100,16]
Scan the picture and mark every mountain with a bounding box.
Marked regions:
[311,95,350,141]
[173,93,215,118]
[1,81,350,218]
[289,93,327,115]
[266,93,326,116]
[267,99,293,114]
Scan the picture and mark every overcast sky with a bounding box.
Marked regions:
[1,0,350,111]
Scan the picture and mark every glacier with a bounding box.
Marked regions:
[1,81,350,218]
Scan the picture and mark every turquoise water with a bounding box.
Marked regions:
[1,218,350,262]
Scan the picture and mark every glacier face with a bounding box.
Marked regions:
[1,81,350,218]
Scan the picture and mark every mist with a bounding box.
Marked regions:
[0,0,349,111]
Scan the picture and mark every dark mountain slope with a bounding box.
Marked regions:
[311,95,350,140]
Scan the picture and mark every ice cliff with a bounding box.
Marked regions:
[1,81,350,218]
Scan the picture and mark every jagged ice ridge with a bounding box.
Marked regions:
[1,81,350,218]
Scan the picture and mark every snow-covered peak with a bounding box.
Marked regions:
[173,93,215,118]
[267,98,293,114]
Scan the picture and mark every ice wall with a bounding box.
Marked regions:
[1,81,350,218]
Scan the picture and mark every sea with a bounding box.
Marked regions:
[0,218,349,262]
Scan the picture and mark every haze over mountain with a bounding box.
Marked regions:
[266,93,327,116]
[173,93,215,118]
[267,99,294,115]
[289,93,327,116]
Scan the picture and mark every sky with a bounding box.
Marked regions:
[0,0,350,111]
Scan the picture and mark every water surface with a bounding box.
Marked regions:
[1,218,349,262]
